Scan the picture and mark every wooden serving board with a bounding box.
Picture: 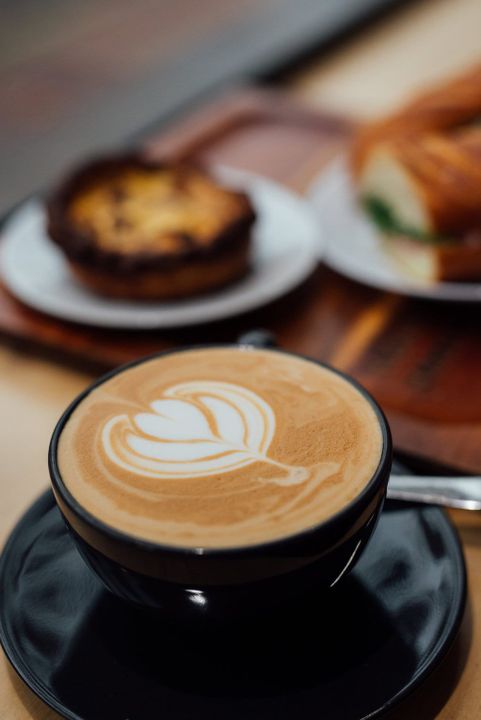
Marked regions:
[1,86,480,473]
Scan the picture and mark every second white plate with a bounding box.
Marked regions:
[309,159,481,302]
[1,167,322,329]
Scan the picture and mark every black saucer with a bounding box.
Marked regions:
[0,489,466,720]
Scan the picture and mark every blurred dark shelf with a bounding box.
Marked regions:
[0,0,413,215]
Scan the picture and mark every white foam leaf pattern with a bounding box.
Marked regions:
[102,381,314,485]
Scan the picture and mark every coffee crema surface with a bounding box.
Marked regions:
[58,348,383,548]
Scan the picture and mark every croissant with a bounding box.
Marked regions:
[351,64,481,281]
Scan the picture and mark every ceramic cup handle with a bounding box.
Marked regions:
[237,329,277,349]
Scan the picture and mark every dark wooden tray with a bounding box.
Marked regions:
[1,86,480,474]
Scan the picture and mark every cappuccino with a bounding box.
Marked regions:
[58,348,382,548]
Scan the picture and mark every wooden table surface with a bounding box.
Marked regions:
[2,0,481,717]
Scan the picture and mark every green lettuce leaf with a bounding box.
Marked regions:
[362,196,449,245]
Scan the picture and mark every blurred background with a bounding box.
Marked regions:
[0,0,411,215]
[3,0,481,216]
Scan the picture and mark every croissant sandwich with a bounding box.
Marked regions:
[351,64,481,282]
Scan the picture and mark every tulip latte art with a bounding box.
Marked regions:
[58,348,383,547]
[103,380,313,485]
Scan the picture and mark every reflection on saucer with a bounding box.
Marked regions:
[0,490,465,720]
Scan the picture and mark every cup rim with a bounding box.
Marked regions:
[48,344,392,558]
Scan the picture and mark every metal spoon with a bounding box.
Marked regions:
[388,475,481,510]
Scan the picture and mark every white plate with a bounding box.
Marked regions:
[0,167,321,329]
[308,159,481,302]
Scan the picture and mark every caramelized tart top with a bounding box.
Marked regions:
[47,154,256,272]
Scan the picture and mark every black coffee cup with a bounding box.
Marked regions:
[48,339,392,621]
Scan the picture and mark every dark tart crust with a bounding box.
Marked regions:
[46,154,256,299]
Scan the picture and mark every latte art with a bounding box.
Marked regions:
[103,381,316,485]
[57,348,383,548]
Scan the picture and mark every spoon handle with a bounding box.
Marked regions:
[388,475,481,510]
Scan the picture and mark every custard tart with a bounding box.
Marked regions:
[47,154,256,299]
